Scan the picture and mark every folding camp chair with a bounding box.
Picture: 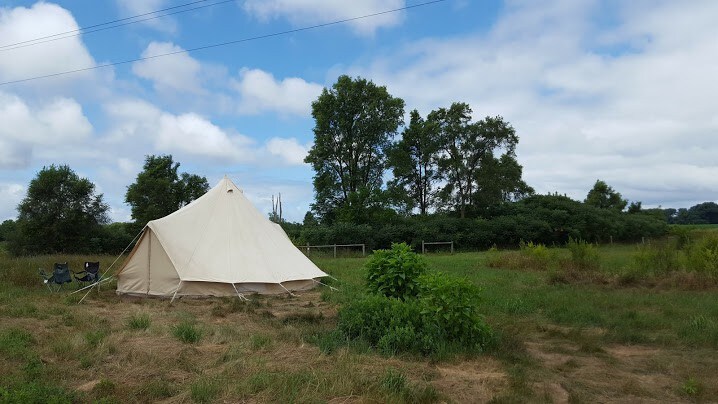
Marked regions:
[39,263,72,292]
[72,261,100,288]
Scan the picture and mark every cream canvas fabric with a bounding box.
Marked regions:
[116,177,328,297]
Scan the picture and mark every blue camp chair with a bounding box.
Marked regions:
[39,263,72,292]
[72,261,100,287]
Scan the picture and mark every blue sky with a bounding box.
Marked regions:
[0,0,716,222]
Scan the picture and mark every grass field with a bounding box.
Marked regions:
[1,236,718,402]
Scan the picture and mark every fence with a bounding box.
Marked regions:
[421,240,454,254]
[297,243,366,258]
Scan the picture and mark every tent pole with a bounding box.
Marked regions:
[170,281,182,304]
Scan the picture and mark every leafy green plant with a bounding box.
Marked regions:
[172,320,202,344]
[684,234,718,275]
[366,242,427,300]
[335,271,492,357]
[633,242,678,274]
[127,312,151,330]
[566,237,600,270]
[418,271,492,349]
[681,376,701,396]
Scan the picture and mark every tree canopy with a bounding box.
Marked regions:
[584,180,628,211]
[430,103,527,218]
[125,155,209,229]
[305,75,405,224]
[386,110,441,215]
[9,165,108,255]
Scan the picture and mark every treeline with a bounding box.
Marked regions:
[280,194,668,251]
[1,156,208,256]
[663,202,718,225]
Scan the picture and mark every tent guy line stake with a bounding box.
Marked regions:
[170,281,182,304]
[279,283,297,297]
[231,283,249,301]
[312,279,338,291]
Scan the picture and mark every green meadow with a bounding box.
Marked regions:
[1,230,718,402]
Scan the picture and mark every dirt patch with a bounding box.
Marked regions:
[432,358,507,403]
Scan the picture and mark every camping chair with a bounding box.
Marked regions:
[72,261,100,288]
[39,263,72,292]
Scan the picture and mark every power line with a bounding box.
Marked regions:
[0,0,234,52]
[0,0,448,87]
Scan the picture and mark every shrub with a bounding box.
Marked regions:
[418,271,492,349]
[633,242,679,274]
[337,294,423,348]
[566,237,600,271]
[519,240,554,270]
[684,234,718,275]
[336,272,492,356]
[365,243,427,300]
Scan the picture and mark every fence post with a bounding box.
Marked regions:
[422,240,425,254]
[642,237,645,244]
[451,241,454,254]
[306,243,309,255]
[333,244,337,258]
[362,244,365,257]
[610,235,613,245]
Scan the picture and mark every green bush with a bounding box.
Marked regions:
[417,271,491,348]
[633,242,679,274]
[366,243,427,300]
[336,272,492,356]
[684,234,718,275]
[566,237,600,271]
[519,240,555,270]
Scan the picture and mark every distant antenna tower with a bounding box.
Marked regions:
[271,192,282,222]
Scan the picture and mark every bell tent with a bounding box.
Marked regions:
[116,177,328,298]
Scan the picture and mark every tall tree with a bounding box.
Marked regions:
[430,102,520,218]
[305,75,405,223]
[473,153,534,212]
[125,155,209,228]
[9,165,108,255]
[386,110,441,215]
[584,180,628,211]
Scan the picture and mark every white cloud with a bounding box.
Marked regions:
[0,183,24,220]
[265,137,310,165]
[103,98,255,162]
[115,0,177,33]
[242,0,405,36]
[350,1,718,207]
[0,92,92,168]
[157,113,255,161]
[132,42,203,94]
[231,68,322,116]
[0,2,96,86]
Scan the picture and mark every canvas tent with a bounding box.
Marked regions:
[116,177,328,298]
